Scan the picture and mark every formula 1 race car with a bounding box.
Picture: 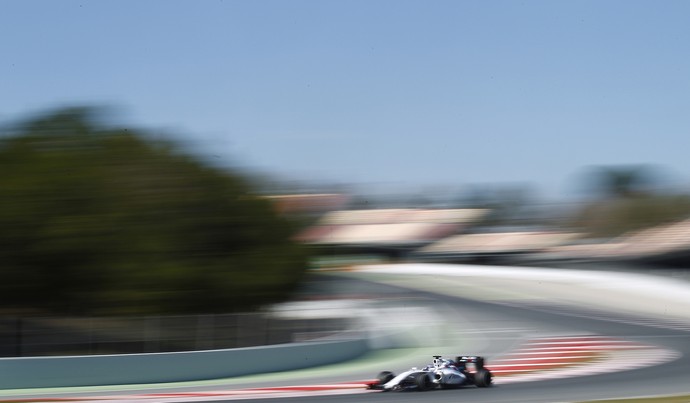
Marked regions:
[369,355,493,391]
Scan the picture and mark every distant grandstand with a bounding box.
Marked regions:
[264,193,690,268]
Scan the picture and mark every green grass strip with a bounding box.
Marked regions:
[578,395,690,403]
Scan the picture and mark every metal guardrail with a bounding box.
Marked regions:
[0,337,371,389]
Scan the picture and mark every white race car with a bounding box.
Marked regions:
[369,355,493,391]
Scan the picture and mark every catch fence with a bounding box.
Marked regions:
[0,313,348,357]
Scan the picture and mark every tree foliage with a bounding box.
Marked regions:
[572,165,690,238]
[0,108,308,315]
[584,165,661,199]
[572,194,690,238]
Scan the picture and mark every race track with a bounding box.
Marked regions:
[4,265,690,403]
[206,269,690,403]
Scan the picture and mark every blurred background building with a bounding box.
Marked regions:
[262,190,690,270]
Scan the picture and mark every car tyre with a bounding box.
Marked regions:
[474,369,493,387]
[377,371,395,385]
[415,372,432,391]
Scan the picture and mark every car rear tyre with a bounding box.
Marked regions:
[474,369,493,387]
[377,371,395,384]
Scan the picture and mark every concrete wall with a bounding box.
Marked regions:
[0,338,370,390]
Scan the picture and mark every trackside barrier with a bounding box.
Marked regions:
[0,337,369,390]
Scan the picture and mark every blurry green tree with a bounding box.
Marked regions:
[586,165,659,199]
[572,165,690,238]
[0,108,308,315]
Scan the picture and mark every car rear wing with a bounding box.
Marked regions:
[455,356,486,370]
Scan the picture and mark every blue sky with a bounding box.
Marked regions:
[2,0,690,200]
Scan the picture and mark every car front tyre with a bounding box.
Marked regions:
[376,371,395,384]
[415,373,432,391]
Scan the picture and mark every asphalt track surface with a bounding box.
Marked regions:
[226,274,690,403]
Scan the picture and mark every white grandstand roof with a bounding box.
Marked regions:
[538,218,690,260]
[614,218,690,257]
[420,231,580,254]
[307,223,456,245]
[297,208,487,246]
[317,208,488,226]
